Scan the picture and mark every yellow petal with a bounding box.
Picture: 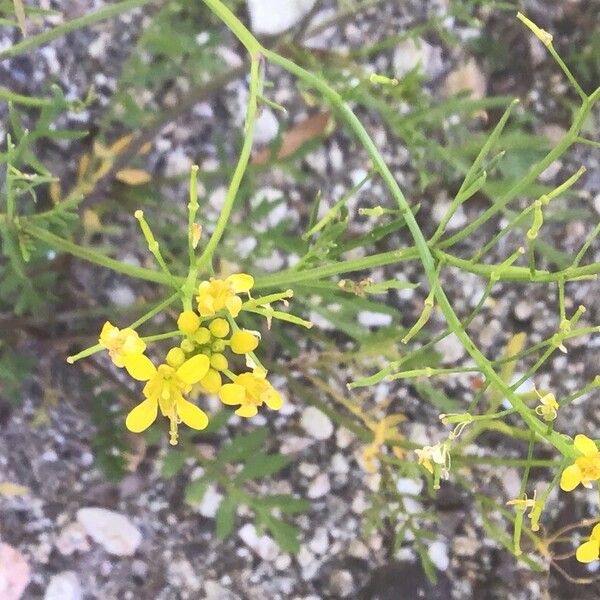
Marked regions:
[265,389,283,410]
[236,404,258,418]
[176,398,209,430]
[230,331,259,354]
[227,273,254,293]
[125,398,158,432]
[560,463,582,492]
[124,354,156,381]
[200,369,222,394]
[225,295,242,317]
[176,354,210,385]
[219,384,245,406]
[574,434,598,457]
[592,524,600,541]
[576,539,600,563]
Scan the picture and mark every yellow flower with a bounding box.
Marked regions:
[196,273,254,318]
[576,524,600,563]
[218,369,283,418]
[124,353,210,444]
[534,389,558,422]
[99,321,146,368]
[415,442,450,478]
[560,434,600,492]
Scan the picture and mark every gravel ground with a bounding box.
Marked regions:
[1,1,599,599]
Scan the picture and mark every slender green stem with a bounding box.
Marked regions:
[0,0,154,60]
[438,86,600,250]
[25,223,177,286]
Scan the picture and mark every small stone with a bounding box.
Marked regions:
[300,407,334,440]
[168,558,202,592]
[513,301,533,321]
[444,58,486,100]
[299,462,320,478]
[358,311,393,327]
[54,522,90,556]
[254,109,279,145]
[108,285,136,307]
[396,478,423,495]
[331,453,349,475]
[428,540,450,571]
[280,436,314,455]
[238,524,279,561]
[247,0,317,35]
[76,508,142,556]
[307,473,330,499]
[329,570,354,598]
[0,544,30,600]
[44,572,82,600]
[275,554,292,571]
[336,427,354,449]
[435,333,465,364]
[308,527,329,555]
[393,38,443,79]
[205,581,242,600]
[348,539,369,559]
[164,148,192,178]
[198,485,223,519]
[351,492,369,514]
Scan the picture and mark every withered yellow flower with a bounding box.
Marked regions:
[99,321,146,368]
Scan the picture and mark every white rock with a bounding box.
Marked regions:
[435,333,465,364]
[0,544,30,600]
[280,436,314,455]
[329,570,354,598]
[164,148,192,178]
[331,453,349,475]
[247,0,317,35]
[300,406,334,440]
[428,540,450,571]
[444,58,486,99]
[308,527,329,555]
[198,485,224,519]
[205,581,242,600]
[396,477,423,496]
[54,522,90,556]
[238,523,279,561]
[108,285,136,307]
[254,108,279,145]
[307,473,330,499]
[168,558,202,592]
[393,38,443,79]
[44,572,82,600]
[357,311,393,327]
[76,508,142,557]
[336,427,354,449]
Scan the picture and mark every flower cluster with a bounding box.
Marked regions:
[98,273,284,445]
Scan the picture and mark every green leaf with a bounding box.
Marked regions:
[215,427,269,464]
[215,496,237,539]
[185,477,210,504]
[413,382,462,413]
[235,453,291,483]
[160,449,187,478]
[203,409,232,434]
[262,516,301,553]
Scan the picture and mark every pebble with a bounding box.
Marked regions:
[44,572,82,600]
[168,558,202,592]
[280,436,314,455]
[336,427,354,449]
[308,527,329,555]
[513,300,533,321]
[331,453,349,475]
[357,311,393,327]
[329,570,354,598]
[164,148,192,178]
[198,485,224,519]
[254,108,279,145]
[435,333,465,364]
[76,508,142,556]
[396,477,423,496]
[246,0,317,35]
[300,406,334,440]
[108,284,136,307]
[299,462,320,478]
[238,524,279,561]
[0,544,30,600]
[393,38,443,79]
[307,473,330,499]
[205,581,242,600]
[427,540,450,571]
[444,58,486,99]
